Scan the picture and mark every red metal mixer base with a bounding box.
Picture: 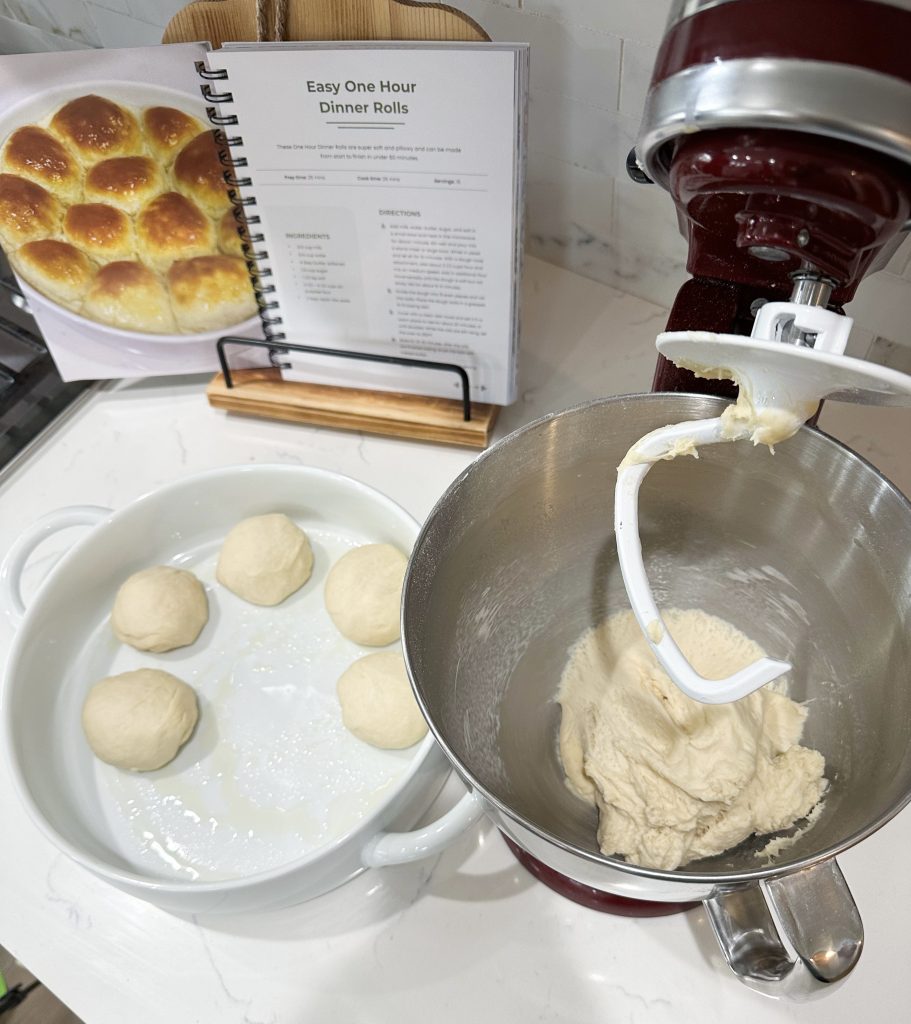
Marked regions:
[501,835,697,917]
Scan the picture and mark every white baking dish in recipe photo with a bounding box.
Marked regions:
[0,80,260,347]
[0,464,482,915]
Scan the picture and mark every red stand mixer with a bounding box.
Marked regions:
[399,0,911,996]
[515,0,911,913]
[632,0,911,398]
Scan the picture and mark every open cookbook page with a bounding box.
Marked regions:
[207,42,527,405]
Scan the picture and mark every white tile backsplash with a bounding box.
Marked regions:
[462,1,622,107]
[847,272,911,347]
[0,0,909,352]
[605,177,688,308]
[0,12,87,51]
[618,37,657,120]
[526,153,614,241]
[527,91,628,178]
[886,236,911,277]
[93,0,133,14]
[2,0,53,34]
[522,0,671,43]
[86,3,162,45]
[125,0,184,25]
[2,0,101,44]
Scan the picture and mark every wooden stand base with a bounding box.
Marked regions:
[207,367,499,448]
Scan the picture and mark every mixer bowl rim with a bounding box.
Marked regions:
[402,390,911,885]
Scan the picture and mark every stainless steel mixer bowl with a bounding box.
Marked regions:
[402,393,911,993]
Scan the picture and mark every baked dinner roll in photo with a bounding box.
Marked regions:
[0,173,63,249]
[10,239,95,307]
[64,203,134,261]
[84,155,163,215]
[173,130,233,216]
[135,191,215,273]
[49,94,141,166]
[83,260,176,333]
[216,208,245,258]
[0,125,81,203]
[142,106,205,165]
[167,254,256,332]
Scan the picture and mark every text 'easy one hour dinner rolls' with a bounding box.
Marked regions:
[83,261,175,333]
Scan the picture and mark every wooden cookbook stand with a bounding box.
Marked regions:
[164,0,499,448]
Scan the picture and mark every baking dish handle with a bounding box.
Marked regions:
[361,789,486,868]
[0,505,111,625]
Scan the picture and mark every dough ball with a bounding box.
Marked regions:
[325,544,408,646]
[81,668,198,772]
[337,651,427,749]
[216,513,313,605]
[111,566,208,652]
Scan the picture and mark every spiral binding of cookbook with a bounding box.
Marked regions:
[196,61,285,341]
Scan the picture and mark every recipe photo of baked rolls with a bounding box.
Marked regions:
[0,93,257,336]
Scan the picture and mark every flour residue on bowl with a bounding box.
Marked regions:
[85,523,415,882]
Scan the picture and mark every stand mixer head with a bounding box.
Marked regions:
[620,0,911,701]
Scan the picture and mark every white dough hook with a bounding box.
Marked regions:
[614,417,792,704]
[615,296,911,705]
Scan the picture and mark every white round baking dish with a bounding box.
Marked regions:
[0,465,481,915]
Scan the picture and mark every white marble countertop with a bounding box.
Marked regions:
[2,256,910,1023]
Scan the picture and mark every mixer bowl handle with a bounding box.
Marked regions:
[704,859,863,996]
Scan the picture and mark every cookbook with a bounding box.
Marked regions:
[0,40,528,404]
